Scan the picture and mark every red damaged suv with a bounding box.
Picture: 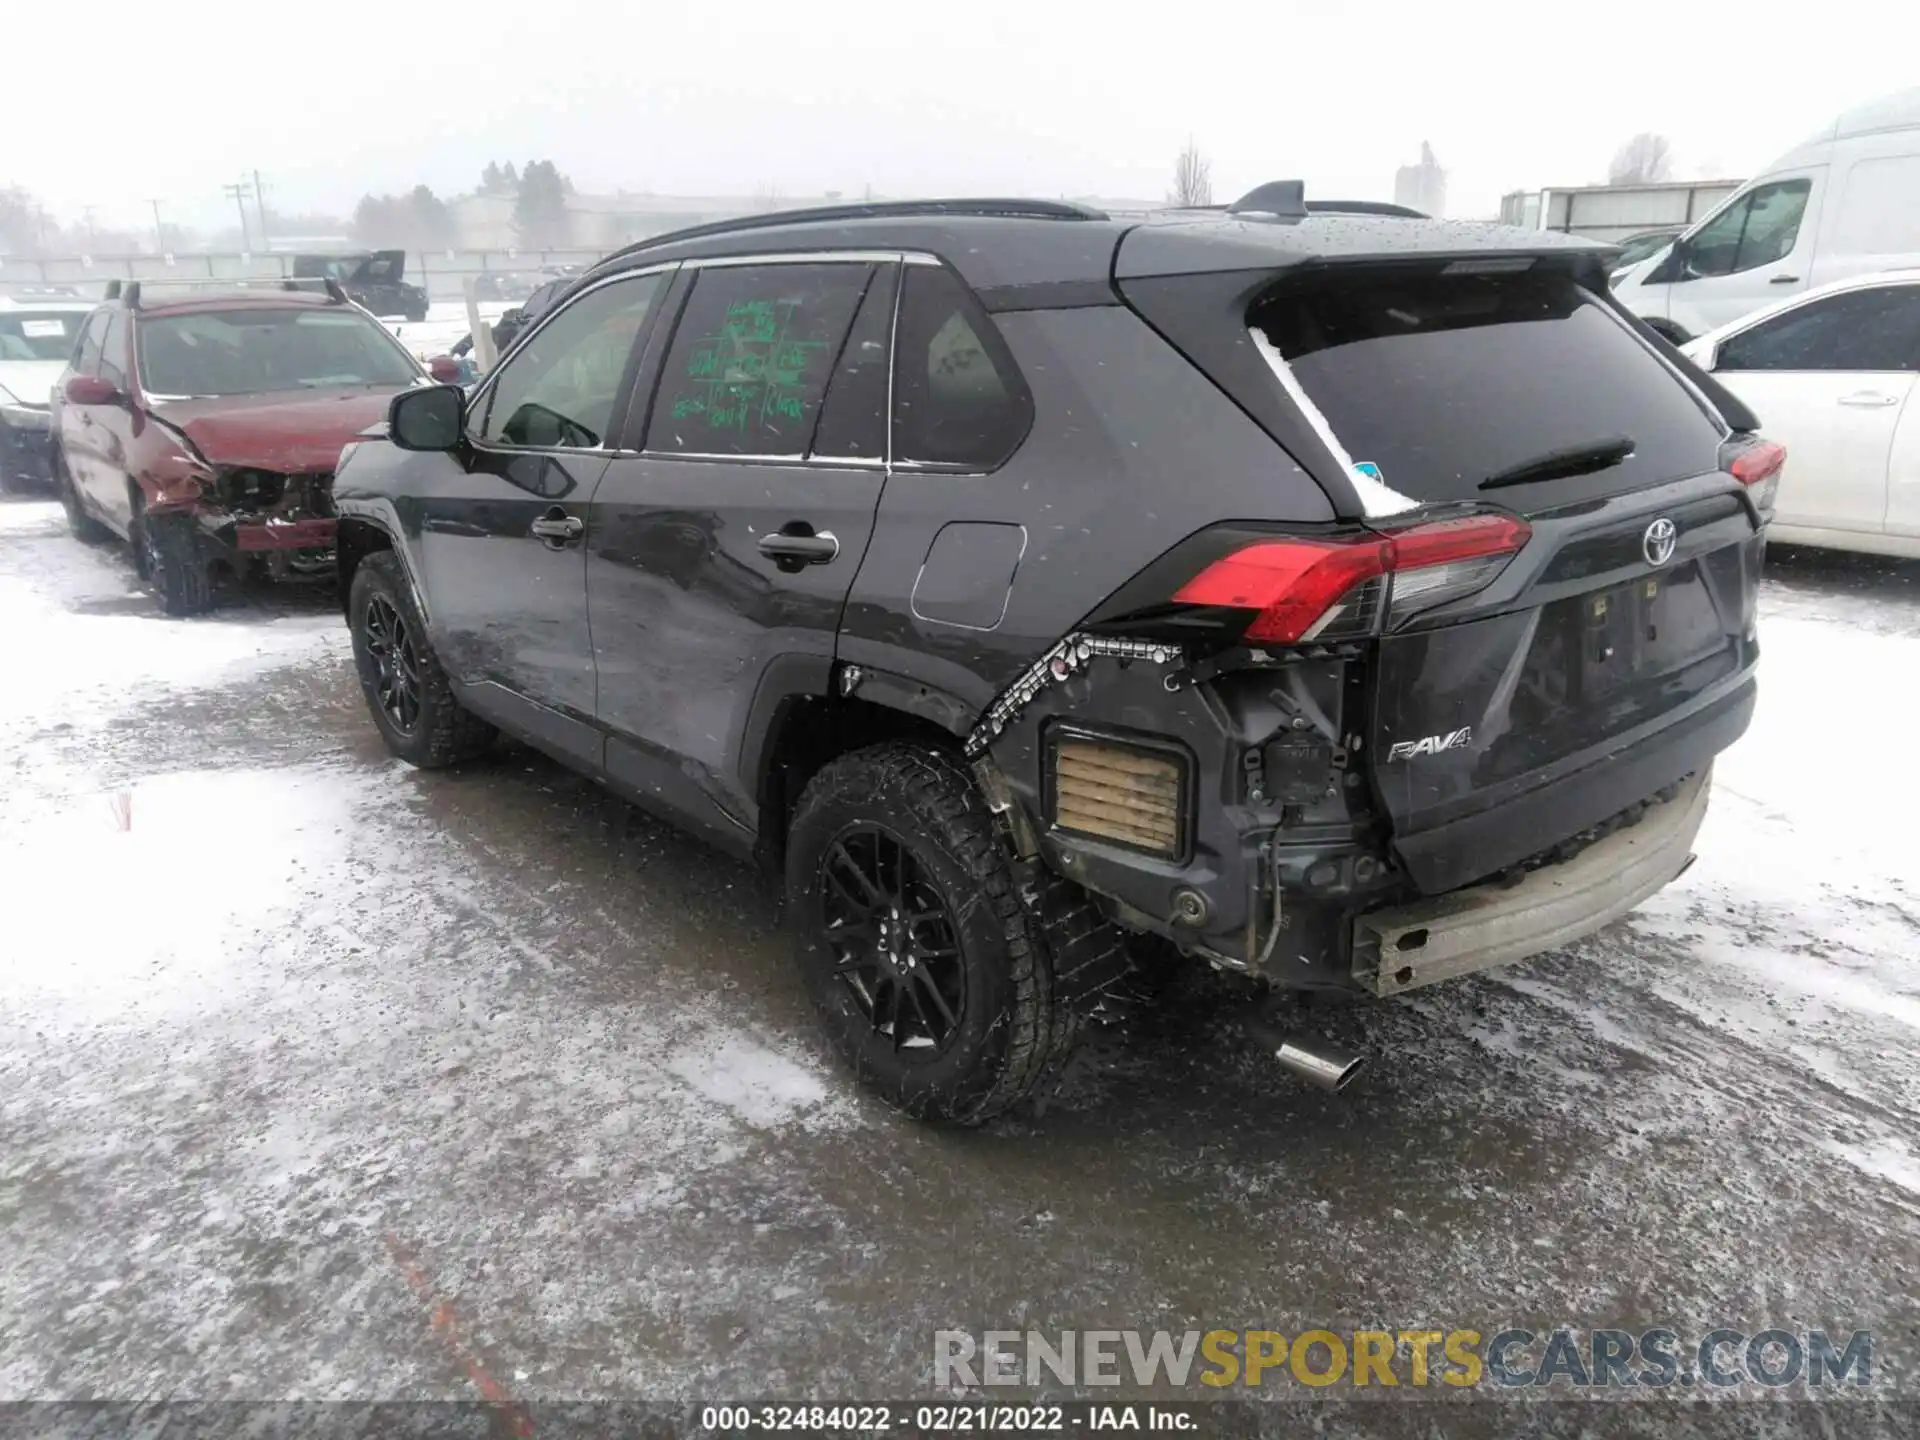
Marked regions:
[51,280,456,614]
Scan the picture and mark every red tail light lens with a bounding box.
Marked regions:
[1171,514,1531,645]
[1723,437,1784,513]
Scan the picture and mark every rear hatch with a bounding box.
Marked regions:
[1118,232,1770,894]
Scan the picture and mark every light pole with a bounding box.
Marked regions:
[223,180,253,251]
[149,199,166,251]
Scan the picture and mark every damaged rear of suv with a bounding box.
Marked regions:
[959,193,1771,1091]
[333,190,1771,1122]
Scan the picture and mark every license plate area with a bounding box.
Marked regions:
[1576,562,1723,700]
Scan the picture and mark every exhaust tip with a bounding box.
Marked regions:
[1272,1035,1366,1093]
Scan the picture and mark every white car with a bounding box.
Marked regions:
[1682,270,1920,559]
[0,296,94,493]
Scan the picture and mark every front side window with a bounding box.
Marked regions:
[1717,286,1920,373]
[74,311,109,376]
[891,265,1032,469]
[136,308,422,397]
[1684,180,1812,279]
[477,272,665,449]
[99,313,129,390]
[0,310,86,363]
[648,263,871,457]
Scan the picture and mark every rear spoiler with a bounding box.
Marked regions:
[1600,292,1761,435]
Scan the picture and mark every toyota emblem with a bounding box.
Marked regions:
[1642,517,1677,567]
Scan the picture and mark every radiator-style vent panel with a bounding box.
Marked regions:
[1049,734,1187,858]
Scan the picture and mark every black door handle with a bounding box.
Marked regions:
[758,529,840,565]
[1769,273,1801,284]
[529,508,584,544]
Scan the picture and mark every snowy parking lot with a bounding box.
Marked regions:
[3,493,1920,1408]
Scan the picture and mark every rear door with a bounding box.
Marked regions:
[1708,281,1920,534]
[586,257,891,840]
[1239,262,1757,888]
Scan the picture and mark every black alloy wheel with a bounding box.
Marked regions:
[361,592,423,735]
[817,824,967,1055]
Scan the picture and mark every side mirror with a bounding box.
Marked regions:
[65,375,122,406]
[427,355,462,383]
[389,385,465,452]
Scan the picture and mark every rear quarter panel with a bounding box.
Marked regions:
[837,305,1334,711]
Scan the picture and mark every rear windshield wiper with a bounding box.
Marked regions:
[1480,435,1636,491]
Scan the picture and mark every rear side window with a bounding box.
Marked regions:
[1253,267,1724,505]
[1717,285,1920,373]
[891,265,1031,469]
[810,265,896,462]
[648,263,870,458]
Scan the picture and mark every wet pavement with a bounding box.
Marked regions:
[3,497,1920,1414]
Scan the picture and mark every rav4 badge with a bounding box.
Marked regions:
[1387,727,1473,762]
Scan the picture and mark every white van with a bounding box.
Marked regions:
[1614,87,1920,342]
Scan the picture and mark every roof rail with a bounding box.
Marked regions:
[602,197,1108,265]
[105,276,350,310]
[1226,181,1308,219]
[1306,199,1428,219]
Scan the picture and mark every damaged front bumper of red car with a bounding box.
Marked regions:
[149,467,338,579]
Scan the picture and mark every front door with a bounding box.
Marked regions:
[1711,281,1920,534]
[588,259,894,841]
[415,267,671,768]
[89,310,138,531]
[1663,172,1823,339]
[57,310,111,516]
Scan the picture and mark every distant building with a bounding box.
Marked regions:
[1394,143,1447,218]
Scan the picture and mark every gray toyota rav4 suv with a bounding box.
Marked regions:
[332,187,1776,1122]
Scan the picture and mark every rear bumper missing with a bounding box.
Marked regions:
[1351,767,1711,996]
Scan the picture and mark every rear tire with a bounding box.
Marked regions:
[348,550,495,767]
[786,743,1078,1124]
[55,453,107,542]
[136,504,215,616]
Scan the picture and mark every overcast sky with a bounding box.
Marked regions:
[9,0,1915,235]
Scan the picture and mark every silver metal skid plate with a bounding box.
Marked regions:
[1353,769,1711,997]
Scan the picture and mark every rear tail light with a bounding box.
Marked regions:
[1171,513,1531,644]
[1049,734,1187,858]
[1723,436,1784,514]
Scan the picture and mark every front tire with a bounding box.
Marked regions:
[136,504,215,615]
[348,550,495,767]
[785,743,1077,1124]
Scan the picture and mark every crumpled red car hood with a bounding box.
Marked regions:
[153,387,405,473]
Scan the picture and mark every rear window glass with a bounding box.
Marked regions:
[136,308,421,397]
[1251,268,1724,505]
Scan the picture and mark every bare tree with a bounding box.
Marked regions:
[1609,133,1675,185]
[1169,138,1213,208]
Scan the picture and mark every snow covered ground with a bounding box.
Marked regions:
[3,495,1919,1407]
